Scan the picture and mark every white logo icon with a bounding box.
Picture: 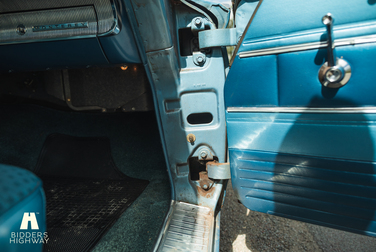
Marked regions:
[20,212,39,230]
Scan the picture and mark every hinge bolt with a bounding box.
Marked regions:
[200,150,208,159]
[194,17,202,27]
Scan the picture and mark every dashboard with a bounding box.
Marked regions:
[0,0,141,72]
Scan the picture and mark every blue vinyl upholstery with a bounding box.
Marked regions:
[238,0,376,52]
[0,164,46,252]
[226,0,376,236]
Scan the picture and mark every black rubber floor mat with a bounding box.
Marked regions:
[35,134,149,252]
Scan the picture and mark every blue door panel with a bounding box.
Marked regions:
[239,0,376,52]
[227,112,376,162]
[241,195,376,237]
[224,55,278,107]
[230,149,376,236]
[278,43,376,107]
[236,159,376,188]
[240,20,376,52]
[226,43,376,108]
[226,0,376,236]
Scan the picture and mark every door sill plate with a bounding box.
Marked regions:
[157,202,215,252]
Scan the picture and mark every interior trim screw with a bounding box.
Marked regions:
[17,24,26,35]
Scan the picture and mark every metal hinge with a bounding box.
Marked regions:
[206,161,231,180]
[190,16,237,49]
[198,28,237,49]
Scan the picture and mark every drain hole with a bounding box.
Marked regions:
[187,112,213,125]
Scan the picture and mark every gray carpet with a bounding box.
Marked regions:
[0,104,171,252]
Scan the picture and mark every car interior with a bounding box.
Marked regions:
[2,0,376,252]
[0,1,172,251]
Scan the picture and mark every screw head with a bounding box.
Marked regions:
[17,24,26,35]
[325,66,343,83]
[197,56,203,63]
[203,184,208,189]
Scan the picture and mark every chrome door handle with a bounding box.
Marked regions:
[322,14,336,67]
[318,13,351,88]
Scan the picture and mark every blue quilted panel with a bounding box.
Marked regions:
[226,111,376,235]
[230,149,376,236]
[0,164,41,215]
[0,164,45,252]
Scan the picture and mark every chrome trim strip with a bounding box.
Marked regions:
[239,34,376,58]
[230,0,263,65]
[0,35,97,46]
[32,22,89,32]
[227,107,376,114]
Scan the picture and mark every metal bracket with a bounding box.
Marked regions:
[207,161,231,180]
[181,0,231,29]
[193,146,215,161]
[198,28,237,49]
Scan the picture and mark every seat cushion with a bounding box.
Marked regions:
[0,164,46,252]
